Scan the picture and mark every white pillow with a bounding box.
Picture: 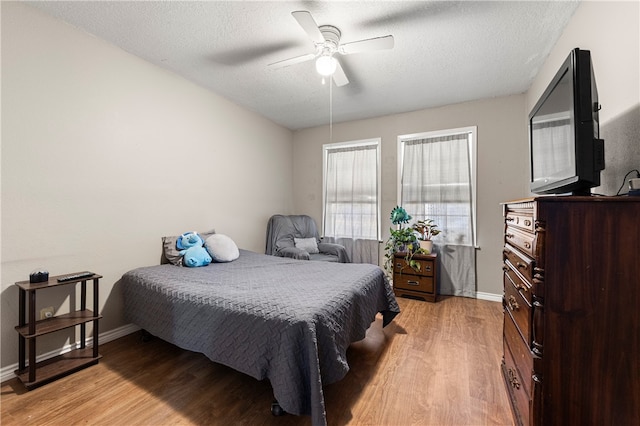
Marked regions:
[294,237,319,254]
[205,234,239,262]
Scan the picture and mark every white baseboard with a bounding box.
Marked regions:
[0,323,140,384]
[475,291,502,302]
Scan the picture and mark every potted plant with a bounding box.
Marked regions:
[383,206,421,277]
[412,219,441,254]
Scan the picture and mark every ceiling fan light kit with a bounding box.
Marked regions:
[316,54,337,76]
[268,11,394,86]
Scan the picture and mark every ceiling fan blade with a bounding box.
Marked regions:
[268,53,316,69]
[340,35,394,55]
[291,11,325,44]
[332,59,349,87]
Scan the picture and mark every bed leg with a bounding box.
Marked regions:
[271,400,286,416]
[140,329,153,342]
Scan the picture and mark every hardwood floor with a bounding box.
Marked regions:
[1,296,514,425]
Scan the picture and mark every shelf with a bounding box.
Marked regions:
[14,347,102,390]
[15,272,101,390]
[15,272,102,291]
[15,310,102,338]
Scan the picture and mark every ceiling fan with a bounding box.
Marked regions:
[268,11,394,87]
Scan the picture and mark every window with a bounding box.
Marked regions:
[398,127,477,246]
[323,139,380,240]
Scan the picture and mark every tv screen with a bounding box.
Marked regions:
[529,48,604,195]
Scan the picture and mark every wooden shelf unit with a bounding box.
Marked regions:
[15,272,103,390]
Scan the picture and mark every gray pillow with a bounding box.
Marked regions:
[294,237,319,254]
[205,234,239,262]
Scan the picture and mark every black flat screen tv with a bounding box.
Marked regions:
[529,48,604,195]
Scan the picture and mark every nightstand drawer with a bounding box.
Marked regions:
[394,274,434,293]
[394,257,434,276]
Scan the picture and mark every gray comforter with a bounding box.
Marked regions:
[122,249,399,426]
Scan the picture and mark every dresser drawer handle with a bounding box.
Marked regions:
[508,368,521,390]
[524,242,531,249]
[516,262,527,269]
[506,233,514,239]
[506,217,514,222]
[524,219,532,226]
[407,280,420,286]
[395,263,402,269]
[507,295,520,311]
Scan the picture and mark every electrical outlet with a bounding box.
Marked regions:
[40,306,55,320]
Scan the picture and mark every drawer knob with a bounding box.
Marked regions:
[524,242,531,249]
[507,295,520,311]
[524,219,532,226]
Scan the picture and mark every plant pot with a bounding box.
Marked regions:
[419,240,433,254]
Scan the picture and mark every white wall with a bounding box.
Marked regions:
[1,3,293,370]
[293,95,528,297]
[527,1,640,195]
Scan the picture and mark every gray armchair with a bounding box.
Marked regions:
[265,214,350,263]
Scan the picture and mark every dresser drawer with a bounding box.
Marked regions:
[503,243,534,285]
[504,310,533,397]
[394,274,434,294]
[504,274,531,344]
[505,212,534,233]
[505,226,535,258]
[394,257,434,276]
[504,262,532,306]
[503,338,531,426]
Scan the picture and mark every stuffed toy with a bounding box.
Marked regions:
[176,232,212,267]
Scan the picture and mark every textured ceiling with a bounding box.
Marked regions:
[27,1,580,130]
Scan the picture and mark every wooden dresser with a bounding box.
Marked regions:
[501,196,639,425]
[393,252,437,302]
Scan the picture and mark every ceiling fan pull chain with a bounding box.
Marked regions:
[329,78,333,143]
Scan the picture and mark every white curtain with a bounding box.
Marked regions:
[324,144,379,264]
[401,133,476,297]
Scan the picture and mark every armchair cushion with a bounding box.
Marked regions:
[294,237,319,254]
[277,246,311,260]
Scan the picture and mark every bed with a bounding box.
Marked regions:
[122,249,400,426]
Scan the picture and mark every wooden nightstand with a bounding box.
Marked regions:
[393,252,438,302]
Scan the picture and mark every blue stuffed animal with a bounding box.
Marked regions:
[176,232,212,267]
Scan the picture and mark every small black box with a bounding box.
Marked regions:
[29,270,49,283]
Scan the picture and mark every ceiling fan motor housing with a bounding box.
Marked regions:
[318,25,341,51]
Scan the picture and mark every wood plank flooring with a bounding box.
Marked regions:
[1,296,514,425]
